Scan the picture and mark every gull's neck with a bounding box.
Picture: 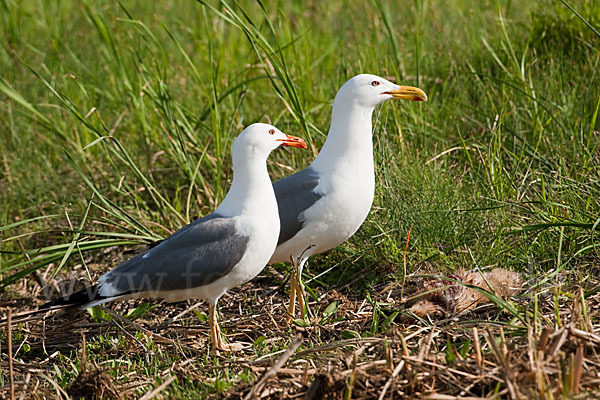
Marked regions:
[310,99,374,174]
[215,151,277,218]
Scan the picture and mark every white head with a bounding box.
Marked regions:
[335,74,427,109]
[216,123,306,217]
[232,123,307,162]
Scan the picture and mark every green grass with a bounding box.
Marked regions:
[1,0,599,398]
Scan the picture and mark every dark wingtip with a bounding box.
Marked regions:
[40,284,104,309]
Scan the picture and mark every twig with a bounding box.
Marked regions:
[76,332,86,377]
[166,301,204,324]
[403,356,482,380]
[138,375,177,400]
[8,309,15,400]
[0,306,57,327]
[485,329,518,399]
[472,327,482,367]
[400,225,413,300]
[548,328,568,359]
[295,337,383,357]
[247,366,318,375]
[572,345,584,395]
[417,327,436,360]
[378,360,405,400]
[243,335,302,400]
[38,372,70,399]
[109,316,148,352]
[345,350,358,400]
[97,306,186,348]
[569,326,600,345]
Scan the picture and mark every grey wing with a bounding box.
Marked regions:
[98,214,249,296]
[273,166,324,245]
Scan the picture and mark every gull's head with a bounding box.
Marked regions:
[233,123,307,159]
[335,74,427,108]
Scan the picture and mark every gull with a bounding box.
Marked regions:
[269,74,427,321]
[45,123,307,350]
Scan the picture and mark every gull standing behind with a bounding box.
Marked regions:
[269,74,427,322]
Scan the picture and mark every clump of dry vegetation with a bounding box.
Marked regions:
[409,268,523,318]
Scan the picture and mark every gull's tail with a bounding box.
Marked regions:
[41,284,112,309]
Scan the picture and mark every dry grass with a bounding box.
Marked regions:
[1,267,599,399]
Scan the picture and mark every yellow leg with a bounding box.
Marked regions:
[296,276,306,319]
[287,258,309,323]
[215,316,225,350]
[286,269,297,324]
[208,301,245,352]
[208,303,216,348]
[296,257,309,319]
[208,302,224,350]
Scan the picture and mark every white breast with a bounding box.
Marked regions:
[270,93,377,264]
[271,165,375,263]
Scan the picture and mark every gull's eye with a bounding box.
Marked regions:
[371,81,380,87]
[268,129,275,135]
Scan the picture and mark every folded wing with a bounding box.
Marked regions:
[98,214,250,297]
[273,166,324,245]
